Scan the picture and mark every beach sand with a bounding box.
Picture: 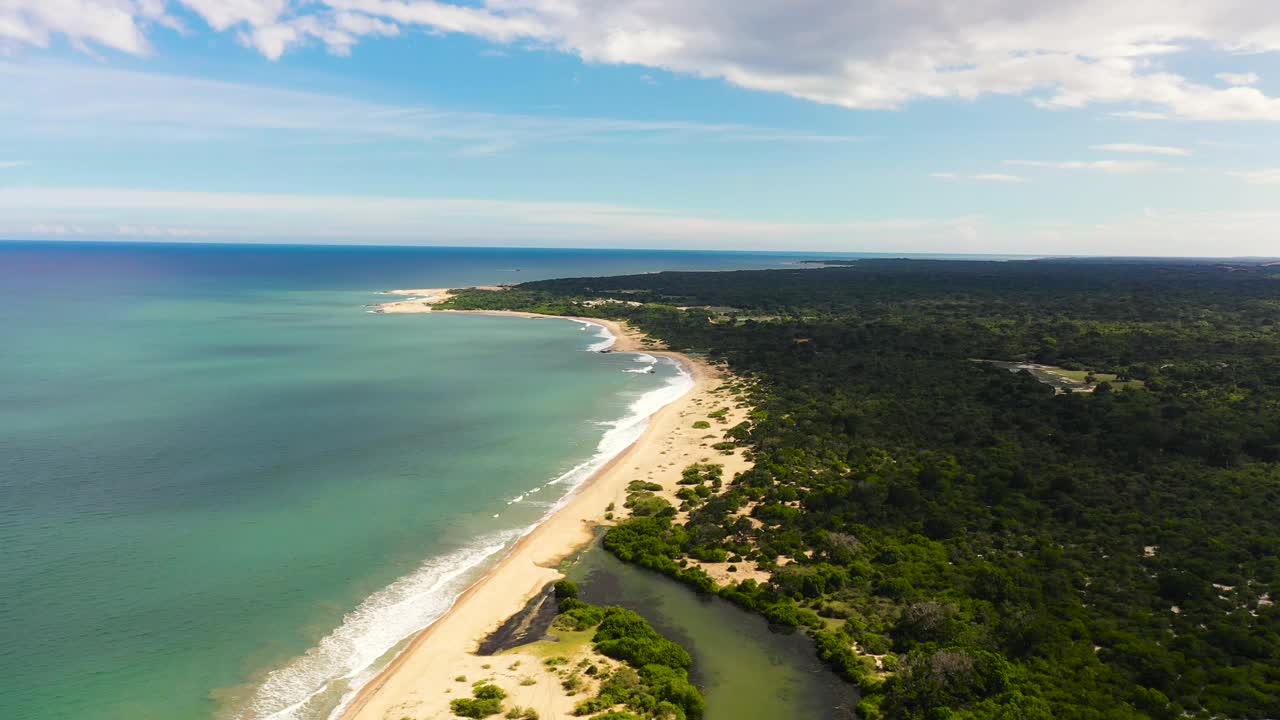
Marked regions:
[371,288,655,356]
[369,288,455,314]
[340,292,747,720]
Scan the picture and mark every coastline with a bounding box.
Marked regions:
[370,287,651,354]
[336,291,717,720]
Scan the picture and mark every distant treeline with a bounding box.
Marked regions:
[445,260,1280,720]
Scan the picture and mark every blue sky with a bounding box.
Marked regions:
[2,1,1280,255]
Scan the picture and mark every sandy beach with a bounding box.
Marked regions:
[340,291,747,720]
[371,287,652,354]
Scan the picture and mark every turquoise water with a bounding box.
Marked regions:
[0,243,811,720]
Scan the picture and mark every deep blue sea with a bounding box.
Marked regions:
[0,241,854,720]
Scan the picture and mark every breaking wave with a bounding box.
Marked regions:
[235,326,693,720]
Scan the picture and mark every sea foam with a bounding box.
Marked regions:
[238,324,694,720]
[537,354,692,500]
[573,319,617,352]
[240,531,521,720]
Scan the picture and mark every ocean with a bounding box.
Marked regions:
[0,242,810,720]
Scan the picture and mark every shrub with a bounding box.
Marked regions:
[450,697,503,718]
[692,420,711,429]
[572,696,612,715]
[561,673,583,692]
[594,608,692,670]
[764,600,801,627]
[689,546,728,562]
[625,495,676,518]
[472,684,506,701]
[555,601,606,630]
[553,580,578,599]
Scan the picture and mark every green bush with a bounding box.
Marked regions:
[764,599,799,626]
[450,697,503,718]
[472,684,506,701]
[553,579,578,599]
[624,495,676,518]
[554,599,605,631]
[594,608,692,671]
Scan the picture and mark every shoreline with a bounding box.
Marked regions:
[370,287,651,354]
[336,292,712,720]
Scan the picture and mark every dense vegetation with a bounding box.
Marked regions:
[551,581,705,720]
[445,260,1280,719]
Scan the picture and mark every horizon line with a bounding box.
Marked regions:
[4,238,1278,262]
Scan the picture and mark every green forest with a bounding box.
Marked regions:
[444,259,1280,719]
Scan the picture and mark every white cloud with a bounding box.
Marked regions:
[929,172,959,180]
[1227,168,1280,184]
[4,186,1278,256]
[1216,72,1261,86]
[6,2,1280,120]
[0,0,158,54]
[240,12,401,59]
[0,160,30,168]
[1090,143,1190,156]
[1005,159,1165,174]
[1111,111,1168,120]
[0,63,864,149]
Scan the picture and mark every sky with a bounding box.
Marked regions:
[1,1,1279,256]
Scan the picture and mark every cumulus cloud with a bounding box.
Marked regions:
[0,0,160,54]
[6,2,1280,120]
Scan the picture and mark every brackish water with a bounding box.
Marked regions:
[569,545,860,720]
